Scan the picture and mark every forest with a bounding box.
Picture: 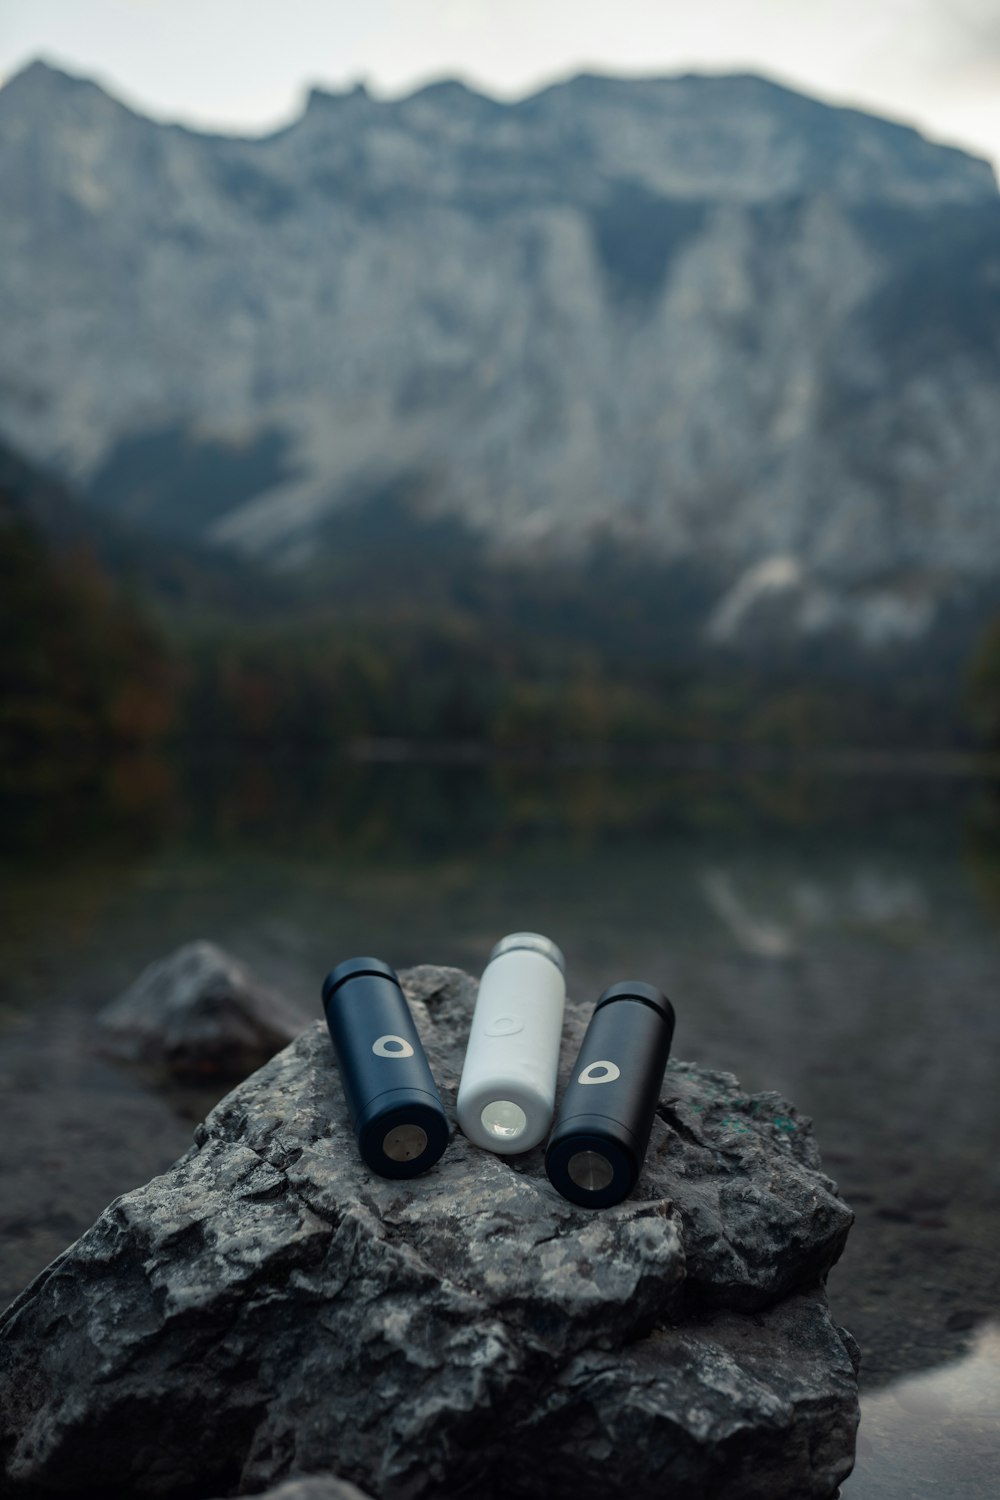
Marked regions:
[2,441,998,758]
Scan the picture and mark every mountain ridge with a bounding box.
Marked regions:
[1,56,999,655]
[6,56,997,178]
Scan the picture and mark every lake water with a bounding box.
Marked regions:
[2,752,998,1498]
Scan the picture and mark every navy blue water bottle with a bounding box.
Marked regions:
[545,981,675,1208]
[322,957,450,1178]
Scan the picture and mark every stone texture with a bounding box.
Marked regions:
[207,1483,373,1500]
[0,965,858,1500]
[95,940,310,1081]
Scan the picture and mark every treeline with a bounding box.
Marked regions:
[0,506,177,745]
[4,496,999,755]
[969,615,1000,749]
[178,627,976,752]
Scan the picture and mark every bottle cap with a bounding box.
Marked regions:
[322,956,401,1006]
[487,932,566,974]
[594,980,674,1027]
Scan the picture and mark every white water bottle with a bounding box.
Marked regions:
[457,932,566,1154]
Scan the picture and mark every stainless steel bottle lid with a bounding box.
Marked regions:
[322,956,401,1005]
[486,932,566,974]
[593,980,673,1025]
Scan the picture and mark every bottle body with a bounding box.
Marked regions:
[545,981,675,1207]
[457,932,566,1154]
[322,957,449,1179]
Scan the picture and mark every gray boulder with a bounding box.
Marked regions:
[207,1483,374,1500]
[0,965,858,1500]
[95,940,310,1080]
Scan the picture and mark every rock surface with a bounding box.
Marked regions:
[95,940,310,1080]
[207,1483,373,1500]
[0,965,858,1500]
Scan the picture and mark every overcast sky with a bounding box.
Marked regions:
[2,0,999,171]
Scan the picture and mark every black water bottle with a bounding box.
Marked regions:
[321,957,450,1178]
[545,981,675,1208]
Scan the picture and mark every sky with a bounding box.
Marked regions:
[1,0,1000,171]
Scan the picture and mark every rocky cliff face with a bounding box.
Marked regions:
[1,60,998,643]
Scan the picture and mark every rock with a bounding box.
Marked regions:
[0,965,858,1500]
[207,1482,373,1500]
[95,940,310,1080]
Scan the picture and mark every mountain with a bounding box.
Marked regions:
[1,59,999,651]
[0,434,290,620]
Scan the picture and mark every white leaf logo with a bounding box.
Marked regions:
[372,1034,414,1059]
[578,1060,621,1085]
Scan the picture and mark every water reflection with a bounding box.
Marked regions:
[845,1323,1000,1499]
[1,753,999,1498]
[702,868,798,956]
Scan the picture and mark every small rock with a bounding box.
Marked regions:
[2,964,858,1500]
[95,940,309,1080]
